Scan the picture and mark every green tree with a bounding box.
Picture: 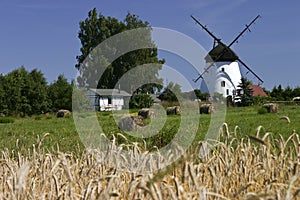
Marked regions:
[48,75,73,111]
[75,8,164,93]
[158,82,182,102]
[182,89,209,101]
[292,87,300,97]
[271,85,284,101]
[129,94,154,109]
[194,89,210,101]
[1,67,31,116]
[237,77,253,106]
[283,86,293,101]
[27,69,49,115]
[0,67,49,116]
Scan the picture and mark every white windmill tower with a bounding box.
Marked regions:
[191,15,263,100]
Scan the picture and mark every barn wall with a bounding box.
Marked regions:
[99,96,124,111]
[112,97,124,110]
[99,97,109,111]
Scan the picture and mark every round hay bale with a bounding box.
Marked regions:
[57,109,71,118]
[200,104,215,114]
[166,106,181,115]
[293,97,300,104]
[262,103,279,113]
[118,116,145,131]
[138,108,156,119]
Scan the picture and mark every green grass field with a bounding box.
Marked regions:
[0,104,299,154]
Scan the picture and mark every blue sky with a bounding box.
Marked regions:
[1,0,300,91]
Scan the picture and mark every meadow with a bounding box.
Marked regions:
[0,104,300,199]
[0,104,298,153]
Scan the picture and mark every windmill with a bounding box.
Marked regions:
[191,15,263,100]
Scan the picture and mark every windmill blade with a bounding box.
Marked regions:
[237,58,263,84]
[192,74,203,83]
[193,61,218,83]
[191,15,223,45]
[228,15,261,48]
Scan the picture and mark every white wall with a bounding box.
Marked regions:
[112,97,124,110]
[99,96,124,111]
[201,61,242,98]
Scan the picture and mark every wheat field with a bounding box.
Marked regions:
[1,125,300,200]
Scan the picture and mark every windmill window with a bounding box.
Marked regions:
[221,68,225,72]
[221,81,225,87]
[226,89,229,95]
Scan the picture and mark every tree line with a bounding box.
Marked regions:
[1,66,300,116]
[268,85,300,101]
[0,67,72,116]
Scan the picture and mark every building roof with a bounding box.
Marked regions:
[88,88,131,97]
[248,85,267,97]
[205,44,239,62]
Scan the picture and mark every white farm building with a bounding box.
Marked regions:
[87,88,131,111]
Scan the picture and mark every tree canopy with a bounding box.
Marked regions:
[158,82,182,102]
[75,8,164,93]
[48,75,73,112]
[0,67,49,116]
[0,68,72,116]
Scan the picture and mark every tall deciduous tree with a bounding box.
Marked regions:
[0,67,48,116]
[48,75,73,112]
[75,8,164,93]
[1,67,31,116]
[27,69,49,115]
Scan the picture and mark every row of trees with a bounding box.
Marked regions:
[236,78,300,106]
[1,66,300,116]
[0,67,72,116]
[269,85,300,101]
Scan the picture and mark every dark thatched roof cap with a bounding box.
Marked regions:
[205,44,239,62]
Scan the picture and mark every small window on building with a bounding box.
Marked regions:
[221,81,225,87]
[226,89,229,96]
[108,97,112,104]
[221,68,225,72]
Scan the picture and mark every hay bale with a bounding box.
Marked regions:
[118,116,145,131]
[200,104,215,114]
[138,108,156,119]
[166,106,181,115]
[262,103,279,113]
[56,109,71,118]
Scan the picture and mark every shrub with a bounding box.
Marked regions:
[257,107,268,114]
[129,94,154,109]
[0,117,15,123]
